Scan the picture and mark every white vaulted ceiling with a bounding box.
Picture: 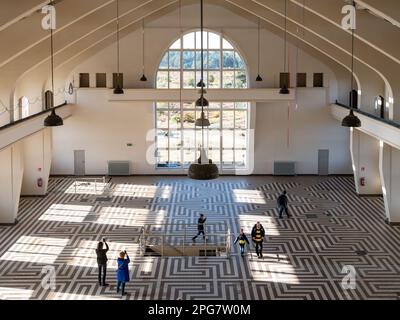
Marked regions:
[0,0,399,113]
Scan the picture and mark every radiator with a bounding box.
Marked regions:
[108,161,130,176]
[273,161,296,175]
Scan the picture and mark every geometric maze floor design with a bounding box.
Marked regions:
[0,175,399,300]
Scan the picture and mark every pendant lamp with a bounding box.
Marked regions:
[342,1,361,127]
[189,0,219,180]
[279,0,290,94]
[113,0,124,94]
[256,18,263,82]
[140,19,147,82]
[44,8,63,127]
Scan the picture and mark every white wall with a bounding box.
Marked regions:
[254,88,352,174]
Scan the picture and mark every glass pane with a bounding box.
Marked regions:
[183,71,196,88]
[169,130,182,148]
[235,102,248,109]
[196,129,206,149]
[156,71,168,88]
[208,149,220,164]
[184,102,195,109]
[183,51,195,69]
[223,71,234,88]
[183,32,195,49]
[209,102,220,109]
[169,110,181,129]
[157,149,168,166]
[223,111,235,128]
[235,149,246,168]
[223,51,235,69]
[183,111,196,128]
[208,111,220,128]
[159,52,168,69]
[170,149,182,165]
[235,70,247,88]
[183,130,195,147]
[208,130,220,149]
[235,130,247,148]
[196,51,208,69]
[209,32,220,49]
[222,102,234,109]
[223,39,233,49]
[196,31,208,50]
[157,130,168,148]
[157,102,168,109]
[170,38,181,49]
[169,71,180,88]
[222,130,234,149]
[235,52,245,69]
[156,110,168,128]
[169,51,180,69]
[195,71,203,88]
[222,150,234,168]
[235,110,247,128]
[169,102,181,109]
[183,149,195,165]
[208,71,220,88]
[208,51,220,69]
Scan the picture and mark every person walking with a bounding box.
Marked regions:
[251,221,265,258]
[234,228,250,257]
[192,213,207,242]
[95,238,109,286]
[116,250,130,296]
[277,190,291,219]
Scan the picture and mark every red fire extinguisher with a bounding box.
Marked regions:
[37,178,43,188]
[360,177,365,186]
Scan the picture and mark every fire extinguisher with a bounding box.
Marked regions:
[360,177,365,186]
[37,178,43,188]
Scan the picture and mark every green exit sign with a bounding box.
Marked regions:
[127,143,133,147]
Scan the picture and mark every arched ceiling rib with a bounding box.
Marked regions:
[355,0,400,28]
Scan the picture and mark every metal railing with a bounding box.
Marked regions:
[138,222,231,258]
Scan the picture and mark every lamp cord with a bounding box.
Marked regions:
[257,18,261,75]
[283,0,287,73]
[200,0,205,148]
[350,1,355,110]
[116,0,121,86]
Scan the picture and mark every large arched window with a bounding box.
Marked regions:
[156,31,247,89]
[155,31,250,171]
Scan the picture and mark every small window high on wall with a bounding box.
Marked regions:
[113,73,124,89]
[19,97,29,119]
[79,73,90,88]
[280,73,290,89]
[96,73,107,88]
[296,73,307,87]
[313,73,324,87]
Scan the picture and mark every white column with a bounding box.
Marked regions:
[21,128,52,196]
[0,142,24,224]
[379,142,400,224]
[350,128,382,195]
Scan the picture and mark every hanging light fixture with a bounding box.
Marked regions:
[279,0,290,94]
[140,19,148,82]
[113,0,124,94]
[44,5,63,127]
[189,0,219,180]
[342,1,361,127]
[256,18,263,82]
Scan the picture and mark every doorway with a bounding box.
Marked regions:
[74,150,86,176]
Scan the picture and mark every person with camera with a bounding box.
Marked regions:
[116,250,130,296]
[95,238,109,286]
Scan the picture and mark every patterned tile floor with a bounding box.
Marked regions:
[0,175,399,300]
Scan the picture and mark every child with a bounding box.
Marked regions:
[234,229,250,256]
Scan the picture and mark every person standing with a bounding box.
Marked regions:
[116,250,130,296]
[192,213,207,242]
[95,238,109,286]
[251,222,265,258]
[277,190,291,219]
[234,229,250,257]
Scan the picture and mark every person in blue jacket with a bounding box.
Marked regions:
[234,229,250,256]
[116,250,130,296]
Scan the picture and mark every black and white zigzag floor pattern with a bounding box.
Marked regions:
[0,175,400,300]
